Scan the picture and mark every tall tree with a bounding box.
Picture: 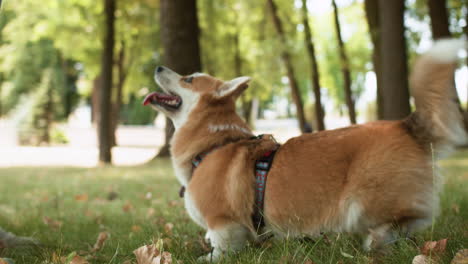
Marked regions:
[157,0,202,157]
[428,0,451,39]
[332,0,356,124]
[267,0,308,133]
[301,0,325,131]
[378,0,411,120]
[364,0,383,119]
[98,0,116,164]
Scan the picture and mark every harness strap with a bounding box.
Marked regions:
[183,134,279,233]
[252,148,278,231]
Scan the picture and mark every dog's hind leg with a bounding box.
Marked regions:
[198,222,250,262]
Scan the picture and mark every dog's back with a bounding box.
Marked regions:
[263,39,467,245]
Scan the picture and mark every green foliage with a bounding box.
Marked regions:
[16,68,64,145]
[121,94,157,125]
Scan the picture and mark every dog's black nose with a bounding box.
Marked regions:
[156,66,164,73]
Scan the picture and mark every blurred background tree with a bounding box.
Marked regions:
[0,0,466,163]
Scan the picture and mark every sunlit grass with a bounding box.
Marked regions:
[0,151,467,264]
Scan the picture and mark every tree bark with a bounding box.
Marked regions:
[332,0,356,124]
[267,0,308,133]
[109,41,127,147]
[301,0,324,131]
[378,0,411,120]
[156,0,202,158]
[98,0,116,164]
[428,0,451,39]
[364,0,383,119]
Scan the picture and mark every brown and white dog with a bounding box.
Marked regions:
[143,39,467,261]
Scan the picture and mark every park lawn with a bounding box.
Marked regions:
[0,151,467,264]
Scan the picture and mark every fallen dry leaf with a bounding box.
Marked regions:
[134,244,159,264]
[451,249,468,264]
[413,254,436,264]
[0,258,14,264]
[421,239,448,256]
[70,255,89,264]
[123,202,134,212]
[42,216,63,229]
[74,194,89,202]
[132,225,142,233]
[133,244,172,264]
[146,208,156,218]
[164,223,174,234]
[92,232,109,252]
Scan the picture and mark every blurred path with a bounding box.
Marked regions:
[0,116,355,167]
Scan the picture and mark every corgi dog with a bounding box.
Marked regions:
[143,39,467,261]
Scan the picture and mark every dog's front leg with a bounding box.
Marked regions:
[198,223,250,262]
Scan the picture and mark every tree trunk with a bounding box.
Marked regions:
[156,0,202,158]
[110,41,127,147]
[233,29,253,127]
[97,0,116,164]
[301,0,324,131]
[378,0,411,120]
[332,0,356,124]
[364,0,383,119]
[267,0,308,133]
[91,75,101,124]
[428,0,451,39]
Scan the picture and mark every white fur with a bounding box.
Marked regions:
[184,191,207,229]
[171,159,191,186]
[342,201,363,232]
[153,67,201,129]
[216,76,251,97]
[425,38,466,63]
[198,224,250,262]
[208,124,252,135]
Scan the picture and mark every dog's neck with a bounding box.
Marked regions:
[169,108,253,186]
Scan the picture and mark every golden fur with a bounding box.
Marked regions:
[147,39,467,260]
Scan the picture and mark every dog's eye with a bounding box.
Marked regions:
[183,77,194,84]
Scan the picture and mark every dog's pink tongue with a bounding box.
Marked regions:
[143,92,158,106]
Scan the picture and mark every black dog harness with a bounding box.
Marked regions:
[180,135,279,230]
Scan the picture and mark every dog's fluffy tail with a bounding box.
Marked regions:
[404,39,467,156]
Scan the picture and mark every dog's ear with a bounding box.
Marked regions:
[215,76,251,98]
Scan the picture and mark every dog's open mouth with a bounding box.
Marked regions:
[143,92,182,110]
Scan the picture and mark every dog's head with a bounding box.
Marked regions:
[143,66,250,128]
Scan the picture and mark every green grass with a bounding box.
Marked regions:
[0,150,467,264]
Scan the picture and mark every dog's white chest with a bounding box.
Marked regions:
[184,190,207,229]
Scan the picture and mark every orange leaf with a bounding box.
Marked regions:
[123,202,134,212]
[92,232,109,252]
[132,225,142,233]
[42,216,63,229]
[75,194,89,202]
[70,255,89,264]
[164,223,174,234]
[421,239,448,256]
